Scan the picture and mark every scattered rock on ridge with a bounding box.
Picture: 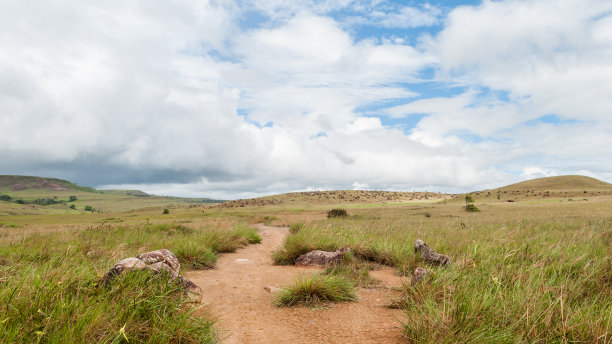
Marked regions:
[414,239,451,266]
[295,247,351,266]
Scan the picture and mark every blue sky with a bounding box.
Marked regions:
[1,0,612,198]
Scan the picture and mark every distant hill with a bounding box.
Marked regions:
[217,190,452,208]
[465,175,612,202]
[0,175,222,215]
[0,175,98,193]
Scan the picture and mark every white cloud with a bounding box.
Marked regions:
[1,0,612,199]
[370,4,441,28]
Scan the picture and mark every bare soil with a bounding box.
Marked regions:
[186,224,407,344]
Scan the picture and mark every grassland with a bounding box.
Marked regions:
[0,175,610,343]
[271,191,611,342]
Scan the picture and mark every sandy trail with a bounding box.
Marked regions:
[186,224,406,344]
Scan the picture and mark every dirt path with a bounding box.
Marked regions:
[186,224,407,344]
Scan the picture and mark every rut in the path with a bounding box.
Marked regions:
[186,224,406,344]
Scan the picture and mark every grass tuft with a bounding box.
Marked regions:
[273,274,357,307]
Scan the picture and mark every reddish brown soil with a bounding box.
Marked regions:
[186,224,407,344]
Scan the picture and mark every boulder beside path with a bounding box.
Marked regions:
[295,247,351,266]
[102,249,202,303]
[414,239,451,266]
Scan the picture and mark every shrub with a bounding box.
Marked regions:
[465,195,475,203]
[69,204,76,210]
[327,208,348,218]
[0,194,12,202]
[465,204,480,212]
[68,195,77,202]
[84,205,94,212]
[273,274,357,307]
[163,208,170,214]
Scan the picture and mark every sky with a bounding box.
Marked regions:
[1,0,612,199]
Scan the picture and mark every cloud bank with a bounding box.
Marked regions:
[1,0,611,198]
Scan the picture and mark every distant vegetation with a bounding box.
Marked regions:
[327,208,348,218]
[0,175,223,214]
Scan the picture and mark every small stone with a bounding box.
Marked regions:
[264,286,283,294]
[411,267,432,286]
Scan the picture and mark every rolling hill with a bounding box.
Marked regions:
[466,175,612,202]
[0,175,222,215]
[216,190,453,208]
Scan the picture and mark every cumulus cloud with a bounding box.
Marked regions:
[1,0,611,198]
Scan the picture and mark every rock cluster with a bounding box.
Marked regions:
[102,249,202,303]
[411,239,451,286]
[295,247,351,266]
[414,239,451,266]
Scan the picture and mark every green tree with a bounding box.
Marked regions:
[84,205,93,212]
[69,196,77,202]
[465,195,475,204]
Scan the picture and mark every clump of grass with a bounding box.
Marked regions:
[174,243,217,269]
[289,222,304,234]
[323,253,379,288]
[230,222,262,244]
[327,208,348,218]
[272,228,337,265]
[263,215,278,225]
[273,274,357,307]
[464,204,480,212]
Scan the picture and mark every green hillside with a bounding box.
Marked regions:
[0,175,221,215]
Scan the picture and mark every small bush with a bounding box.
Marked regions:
[0,194,12,202]
[465,204,480,212]
[68,195,77,202]
[273,274,357,307]
[465,195,475,203]
[69,204,76,210]
[84,205,94,212]
[327,208,348,218]
[163,208,170,214]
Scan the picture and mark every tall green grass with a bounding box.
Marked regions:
[0,222,260,343]
[273,206,611,342]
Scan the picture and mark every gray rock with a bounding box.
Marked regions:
[414,239,450,266]
[101,249,202,303]
[136,249,180,274]
[295,247,351,266]
[411,267,432,286]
